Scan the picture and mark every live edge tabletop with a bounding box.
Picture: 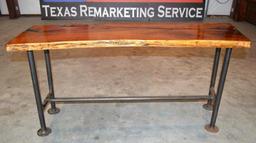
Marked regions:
[6,22,251,52]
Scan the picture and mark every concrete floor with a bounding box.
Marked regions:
[0,16,256,143]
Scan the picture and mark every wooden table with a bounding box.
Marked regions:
[6,22,251,136]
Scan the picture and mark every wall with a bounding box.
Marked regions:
[207,0,234,15]
[0,0,233,16]
[0,0,8,14]
[0,0,41,15]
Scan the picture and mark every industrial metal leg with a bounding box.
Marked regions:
[27,51,51,136]
[44,50,60,114]
[205,48,232,133]
[203,48,221,111]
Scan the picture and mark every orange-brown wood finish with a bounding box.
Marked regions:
[6,22,251,52]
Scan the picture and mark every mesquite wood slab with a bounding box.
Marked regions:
[6,22,251,52]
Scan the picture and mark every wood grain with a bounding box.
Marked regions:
[6,22,251,52]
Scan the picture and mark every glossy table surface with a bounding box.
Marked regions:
[6,22,251,52]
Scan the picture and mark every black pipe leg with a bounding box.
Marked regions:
[203,48,221,111]
[44,50,60,114]
[27,51,51,136]
[205,48,232,133]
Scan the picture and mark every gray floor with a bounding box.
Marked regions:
[0,16,256,143]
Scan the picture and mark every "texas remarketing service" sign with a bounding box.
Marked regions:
[40,0,205,21]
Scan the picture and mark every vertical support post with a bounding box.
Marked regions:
[203,48,221,111]
[27,51,51,136]
[205,48,232,133]
[44,50,60,114]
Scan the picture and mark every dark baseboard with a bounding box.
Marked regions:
[0,14,41,17]
[0,14,9,16]
[20,14,41,17]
